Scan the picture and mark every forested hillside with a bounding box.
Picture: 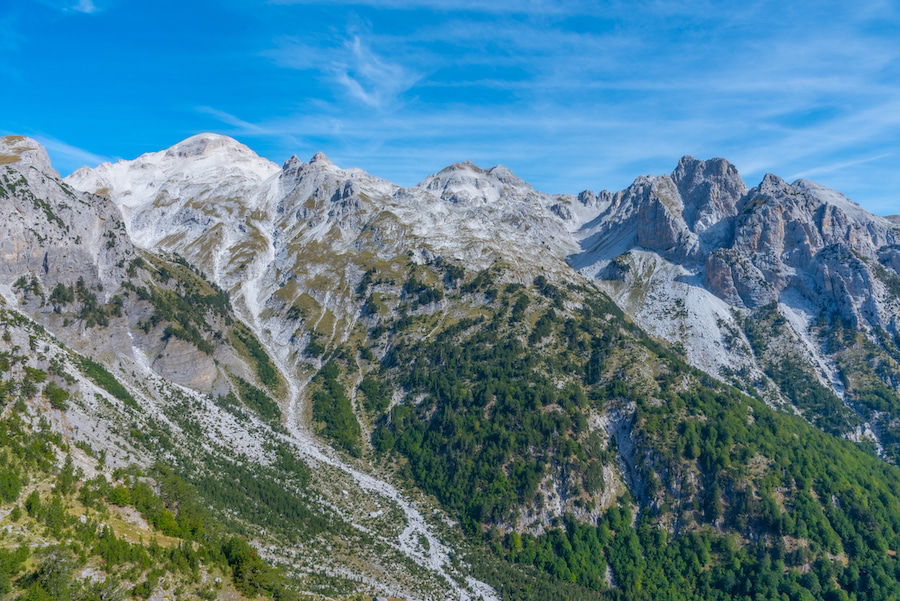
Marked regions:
[338,261,900,600]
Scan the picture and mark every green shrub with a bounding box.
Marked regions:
[43,382,69,410]
[75,356,136,408]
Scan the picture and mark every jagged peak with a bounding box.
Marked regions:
[486,164,528,187]
[309,151,333,165]
[758,172,788,190]
[283,155,302,170]
[577,190,597,205]
[678,154,737,170]
[418,160,535,205]
[0,135,55,175]
[674,155,740,177]
[669,155,747,233]
[739,173,794,205]
[625,173,663,190]
[425,161,531,187]
[275,152,397,206]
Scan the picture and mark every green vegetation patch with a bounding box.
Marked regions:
[232,324,279,390]
[235,376,281,422]
[311,361,361,456]
[75,355,137,408]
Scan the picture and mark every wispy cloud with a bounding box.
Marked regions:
[195,106,304,150]
[268,0,603,15]
[33,134,111,172]
[37,0,104,14]
[270,33,419,109]
[788,153,894,181]
[243,0,899,200]
[337,35,420,107]
[196,106,282,137]
[73,0,98,14]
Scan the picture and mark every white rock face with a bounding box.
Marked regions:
[0,136,137,353]
[66,133,281,249]
[65,136,900,380]
[5,134,504,600]
[67,136,514,600]
[66,136,584,354]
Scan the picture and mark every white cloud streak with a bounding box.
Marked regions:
[73,0,98,13]
[268,0,605,15]
[788,153,894,181]
[36,0,104,14]
[270,34,419,109]
[33,134,111,171]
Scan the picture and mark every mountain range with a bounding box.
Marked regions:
[0,133,897,601]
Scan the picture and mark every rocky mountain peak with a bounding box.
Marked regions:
[441,160,484,173]
[673,155,739,179]
[577,190,597,205]
[549,189,613,224]
[65,134,280,213]
[124,133,278,182]
[282,155,303,171]
[573,171,701,268]
[671,155,746,235]
[54,136,900,430]
[733,175,897,257]
[0,136,136,315]
[791,178,887,225]
[0,136,56,177]
[309,151,333,165]
[419,160,521,204]
[163,133,255,159]
[486,164,526,187]
[755,172,791,196]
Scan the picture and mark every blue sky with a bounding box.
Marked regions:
[2,0,898,214]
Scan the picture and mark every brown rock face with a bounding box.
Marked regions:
[704,251,742,306]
